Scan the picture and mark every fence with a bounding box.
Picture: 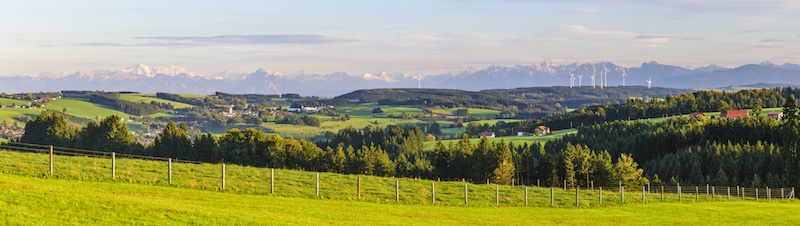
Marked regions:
[0,142,795,207]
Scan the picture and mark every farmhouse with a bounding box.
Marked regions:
[517,127,534,136]
[768,112,784,120]
[479,132,495,138]
[535,126,551,135]
[720,110,749,119]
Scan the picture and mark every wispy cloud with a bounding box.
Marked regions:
[636,35,675,43]
[74,34,354,47]
[559,8,608,13]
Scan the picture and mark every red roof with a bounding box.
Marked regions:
[479,132,495,137]
[768,112,783,115]
[721,110,749,119]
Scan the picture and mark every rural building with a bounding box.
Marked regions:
[768,112,784,120]
[690,112,705,118]
[535,126,551,135]
[721,110,749,119]
[479,132,495,138]
[517,127,534,136]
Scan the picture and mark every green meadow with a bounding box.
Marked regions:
[119,94,194,109]
[0,150,798,225]
[42,98,133,119]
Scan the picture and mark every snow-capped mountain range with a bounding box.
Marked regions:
[2,62,799,97]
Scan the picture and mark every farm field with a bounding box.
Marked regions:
[42,98,133,120]
[430,107,501,119]
[119,94,194,109]
[0,107,39,124]
[0,97,31,106]
[1,161,799,225]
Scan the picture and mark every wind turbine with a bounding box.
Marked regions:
[647,78,652,89]
[590,66,596,88]
[602,64,610,88]
[620,68,628,86]
[577,74,583,87]
[569,72,575,88]
[414,74,423,89]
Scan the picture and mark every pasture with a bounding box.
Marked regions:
[0,150,798,225]
[42,98,133,120]
[119,94,194,109]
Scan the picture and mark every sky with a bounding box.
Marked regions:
[1,0,799,76]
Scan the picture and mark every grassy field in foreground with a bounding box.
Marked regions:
[1,173,799,225]
[0,149,786,209]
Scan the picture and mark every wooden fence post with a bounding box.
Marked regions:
[660,186,664,202]
[767,186,770,201]
[357,177,361,200]
[537,179,540,187]
[599,187,603,205]
[619,182,624,204]
[270,168,274,194]
[706,184,709,196]
[396,180,399,202]
[524,186,528,206]
[678,183,682,201]
[315,172,320,197]
[575,186,579,206]
[756,188,759,201]
[711,186,714,200]
[221,163,225,190]
[641,186,645,203]
[49,145,53,175]
[563,180,567,190]
[550,187,554,207]
[431,181,435,204]
[727,187,731,200]
[111,152,116,179]
[496,185,499,206]
[695,186,698,201]
[168,158,172,185]
[464,183,468,205]
[782,188,785,199]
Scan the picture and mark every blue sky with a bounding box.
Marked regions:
[1,0,799,76]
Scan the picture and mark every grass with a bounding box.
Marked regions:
[42,98,133,120]
[0,97,31,106]
[119,94,194,109]
[1,152,799,225]
[430,108,501,119]
[0,108,40,124]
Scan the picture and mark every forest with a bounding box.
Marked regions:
[337,86,691,118]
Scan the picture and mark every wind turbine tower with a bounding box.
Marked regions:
[620,68,628,86]
[590,67,596,88]
[647,78,653,89]
[414,74,423,89]
[569,72,575,88]
[602,64,610,88]
[577,74,583,87]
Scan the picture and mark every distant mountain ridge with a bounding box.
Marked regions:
[1,62,799,97]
